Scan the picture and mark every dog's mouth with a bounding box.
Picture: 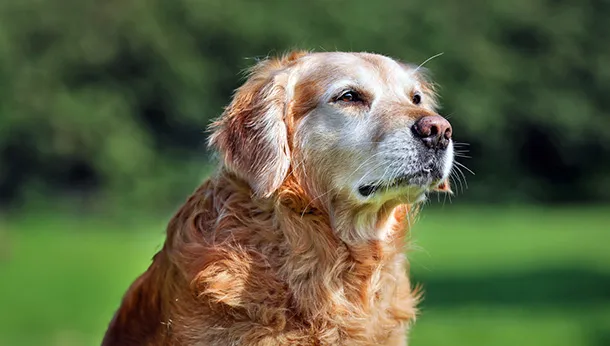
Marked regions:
[357,168,441,198]
[358,175,414,197]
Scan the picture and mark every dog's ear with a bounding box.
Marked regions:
[209,52,306,198]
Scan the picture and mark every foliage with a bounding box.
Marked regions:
[1,0,609,208]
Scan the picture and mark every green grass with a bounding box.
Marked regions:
[0,206,608,345]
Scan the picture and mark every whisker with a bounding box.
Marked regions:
[405,207,412,237]
[453,165,469,190]
[449,174,459,195]
[452,169,466,194]
[301,154,395,217]
[349,151,394,179]
[354,160,392,188]
[414,52,444,73]
[454,172,464,195]
[449,170,463,194]
[454,161,475,176]
[380,161,400,193]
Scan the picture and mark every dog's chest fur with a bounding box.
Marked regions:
[103,175,418,346]
[158,177,418,345]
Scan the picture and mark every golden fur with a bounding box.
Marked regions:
[102,51,453,346]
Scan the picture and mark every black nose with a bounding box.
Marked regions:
[412,115,452,150]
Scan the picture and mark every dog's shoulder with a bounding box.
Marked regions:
[102,253,169,345]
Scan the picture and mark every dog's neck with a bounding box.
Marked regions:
[269,173,418,319]
[176,170,417,322]
[276,172,418,245]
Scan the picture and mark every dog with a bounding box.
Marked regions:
[102,51,454,346]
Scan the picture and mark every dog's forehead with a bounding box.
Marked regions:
[298,52,419,89]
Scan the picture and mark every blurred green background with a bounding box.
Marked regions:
[0,0,609,345]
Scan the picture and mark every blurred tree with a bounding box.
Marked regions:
[0,0,608,210]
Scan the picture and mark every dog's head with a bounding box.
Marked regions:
[210,51,453,209]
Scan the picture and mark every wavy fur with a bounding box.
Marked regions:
[103,51,452,346]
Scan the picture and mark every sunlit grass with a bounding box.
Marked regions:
[0,205,607,345]
[410,205,609,273]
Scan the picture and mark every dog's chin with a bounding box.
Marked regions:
[355,169,444,204]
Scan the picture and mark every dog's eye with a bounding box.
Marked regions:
[412,92,422,105]
[337,91,362,103]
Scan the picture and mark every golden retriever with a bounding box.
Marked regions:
[102,51,454,346]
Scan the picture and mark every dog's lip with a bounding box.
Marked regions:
[357,165,444,197]
[357,173,423,197]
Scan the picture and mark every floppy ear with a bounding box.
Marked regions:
[209,53,305,198]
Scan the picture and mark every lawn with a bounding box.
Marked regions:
[0,205,608,346]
